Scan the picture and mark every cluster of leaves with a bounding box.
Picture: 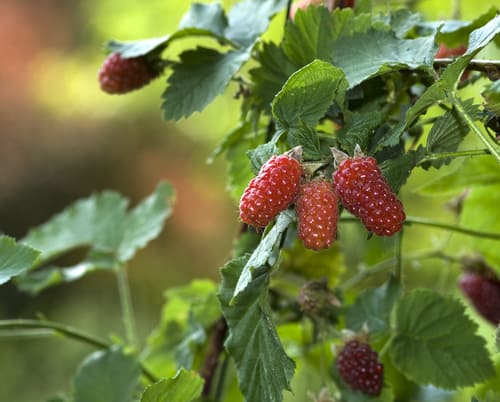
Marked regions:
[1,1,500,402]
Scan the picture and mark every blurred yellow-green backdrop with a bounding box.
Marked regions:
[0,1,498,401]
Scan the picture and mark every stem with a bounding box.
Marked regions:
[285,0,293,27]
[378,335,395,359]
[394,229,403,284]
[339,216,500,240]
[418,149,490,164]
[116,265,138,348]
[434,58,500,75]
[449,94,500,163]
[214,355,230,402]
[200,317,228,398]
[0,319,158,383]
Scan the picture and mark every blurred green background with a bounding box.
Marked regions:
[0,1,498,401]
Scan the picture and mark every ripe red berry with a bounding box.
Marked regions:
[458,271,500,325]
[98,53,158,94]
[295,179,338,250]
[336,340,384,396]
[239,154,302,228]
[333,155,405,236]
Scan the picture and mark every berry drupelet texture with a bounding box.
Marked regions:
[98,53,158,94]
[239,154,302,228]
[336,340,384,396]
[295,179,338,250]
[459,271,500,325]
[333,156,405,236]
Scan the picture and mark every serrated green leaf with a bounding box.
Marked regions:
[337,110,384,154]
[379,151,418,193]
[18,183,174,294]
[331,28,436,88]
[460,184,500,269]
[145,279,220,377]
[106,35,171,58]
[178,3,228,36]
[390,289,495,389]
[250,42,299,114]
[233,211,295,301]
[345,274,401,339]
[287,124,322,160]
[0,236,39,286]
[218,256,295,402]
[246,140,279,174]
[225,0,288,48]
[140,369,203,402]
[282,6,336,66]
[482,80,500,115]
[466,14,500,55]
[162,47,250,121]
[272,60,347,130]
[425,99,480,168]
[73,346,140,402]
[388,9,422,38]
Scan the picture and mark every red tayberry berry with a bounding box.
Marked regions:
[333,155,405,236]
[239,154,302,228]
[459,271,500,325]
[295,179,338,250]
[336,340,384,396]
[98,53,158,94]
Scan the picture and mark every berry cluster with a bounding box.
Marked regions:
[239,147,405,250]
[336,340,384,396]
[98,52,159,94]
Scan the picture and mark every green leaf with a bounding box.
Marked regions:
[247,140,279,174]
[140,369,203,402]
[272,59,347,128]
[379,150,418,193]
[178,3,228,37]
[225,0,288,48]
[460,185,500,269]
[162,47,250,121]
[0,236,39,285]
[424,99,480,168]
[482,80,500,115]
[226,130,267,202]
[331,28,436,88]
[388,9,422,38]
[287,124,322,160]
[389,289,495,389]
[145,280,221,377]
[233,210,295,301]
[345,274,401,339]
[218,256,295,402]
[282,6,336,66]
[73,346,140,402]
[106,35,171,58]
[18,182,174,294]
[249,42,299,114]
[337,110,384,154]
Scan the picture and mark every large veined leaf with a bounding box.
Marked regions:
[16,182,174,294]
[232,210,295,301]
[0,236,39,285]
[140,370,203,402]
[390,289,495,389]
[218,256,295,402]
[73,346,140,402]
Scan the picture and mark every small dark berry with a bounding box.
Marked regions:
[336,340,384,396]
[459,271,500,325]
[239,154,302,228]
[98,53,158,94]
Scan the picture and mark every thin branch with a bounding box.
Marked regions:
[339,216,500,240]
[200,317,228,398]
[434,58,500,80]
[116,265,138,348]
[417,149,491,164]
[0,319,158,383]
